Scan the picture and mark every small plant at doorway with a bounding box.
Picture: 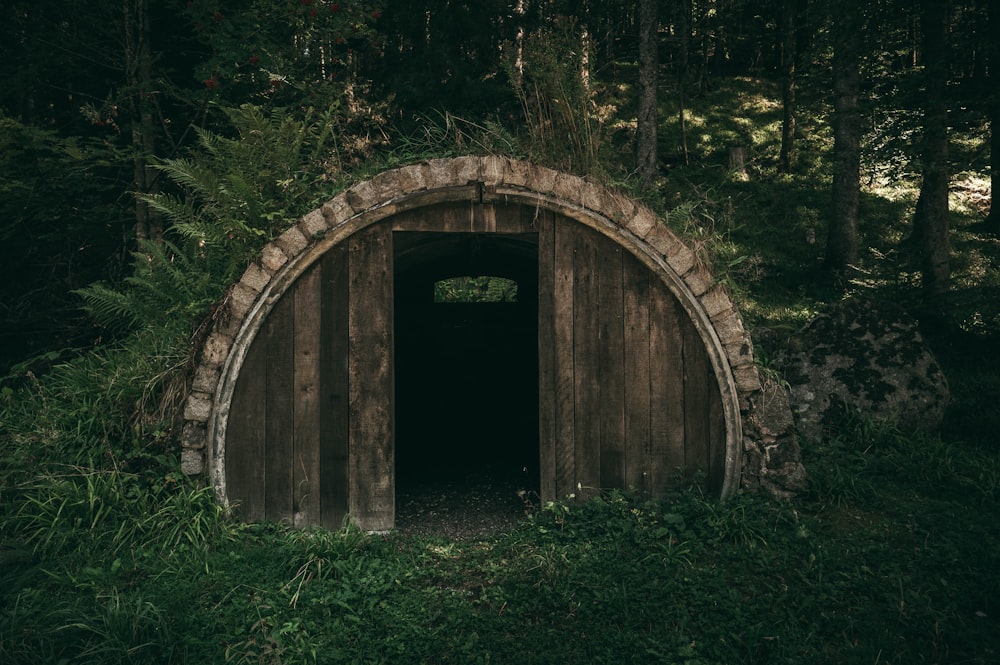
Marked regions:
[516,487,542,517]
[433,276,518,303]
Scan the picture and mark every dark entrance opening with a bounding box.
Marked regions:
[393,232,539,536]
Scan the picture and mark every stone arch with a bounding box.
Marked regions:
[181,156,769,530]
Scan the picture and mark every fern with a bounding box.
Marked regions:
[154,156,222,203]
[76,102,346,335]
[132,239,222,318]
[74,239,224,332]
[665,201,701,231]
[75,282,144,329]
[478,119,523,156]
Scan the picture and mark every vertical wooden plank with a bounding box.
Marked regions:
[292,263,322,527]
[597,241,626,491]
[648,282,685,496]
[473,201,497,232]
[572,224,601,499]
[622,254,652,496]
[264,293,295,522]
[681,319,710,482]
[552,218,577,499]
[320,246,350,529]
[536,212,558,503]
[496,203,532,233]
[226,335,267,521]
[348,224,395,532]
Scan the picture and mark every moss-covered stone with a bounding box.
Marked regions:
[775,296,950,442]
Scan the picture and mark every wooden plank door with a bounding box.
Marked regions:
[346,223,395,532]
[227,223,395,531]
[227,263,322,525]
[537,215,726,501]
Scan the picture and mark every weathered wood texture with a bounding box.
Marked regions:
[319,245,349,529]
[390,200,538,234]
[226,204,726,529]
[346,224,394,532]
[226,224,394,530]
[537,216,726,499]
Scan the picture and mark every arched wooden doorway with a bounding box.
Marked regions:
[181,157,759,532]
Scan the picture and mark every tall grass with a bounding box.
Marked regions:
[4,437,996,663]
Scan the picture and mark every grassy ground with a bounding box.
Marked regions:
[2,75,999,663]
[2,422,998,664]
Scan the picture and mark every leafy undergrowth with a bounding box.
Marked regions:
[2,420,998,664]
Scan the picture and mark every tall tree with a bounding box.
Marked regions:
[124,0,162,246]
[374,0,517,117]
[909,0,952,315]
[677,0,692,164]
[636,0,659,184]
[825,0,863,276]
[778,0,798,172]
[985,0,999,233]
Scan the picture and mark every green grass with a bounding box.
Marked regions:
[2,429,998,664]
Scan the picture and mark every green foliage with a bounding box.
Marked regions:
[3,419,999,663]
[150,103,344,254]
[0,475,228,664]
[389,110,528,163]
[434,276,519,303]
[0,113,129,371]
[2,330,182,460]
[505,17,607,175]
[71,103,348,334]
[181,0,384,106]
[56,589,176,665]
[0,97,378,664]
[75,239,220,331]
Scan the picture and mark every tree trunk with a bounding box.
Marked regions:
[728,145,748,180]
[694,2,711,92]
[678,0,691,165]
[910,0,951,315]
[636,0,659,184]
[987,89,1000,232]
[124,0,162,247]
[985,0,999,232]
[826,2,862,276]
[778,0,797,172]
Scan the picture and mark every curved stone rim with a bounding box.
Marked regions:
[180,156,760,504]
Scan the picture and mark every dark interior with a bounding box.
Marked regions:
[393,232,540,516]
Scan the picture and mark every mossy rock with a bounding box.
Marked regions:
[776,296,950,442]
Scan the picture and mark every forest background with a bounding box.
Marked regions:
[1,1,999,663]
[1,0,997,373]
